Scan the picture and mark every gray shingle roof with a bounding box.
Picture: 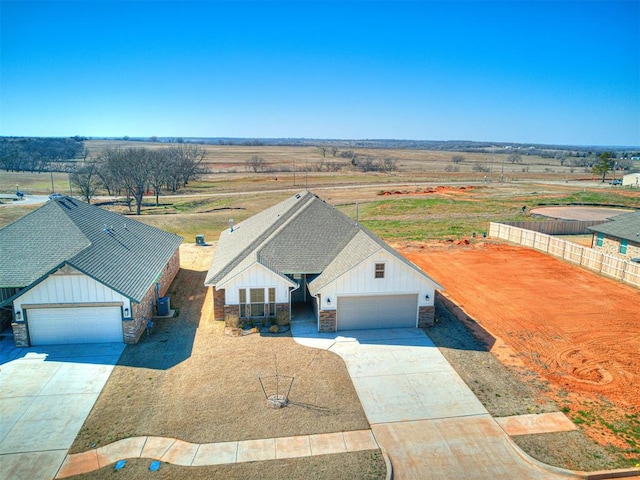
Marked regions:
[205,192,311,286]
[0,197,182,302]
[258,196,359,274]
[205,191,441,290]
[587,211,640,244]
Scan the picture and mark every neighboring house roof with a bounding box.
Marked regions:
[205,190,442,290]
[587,211,640,244]
[0,197,182,302]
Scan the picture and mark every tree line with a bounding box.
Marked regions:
[71,145,207,214]
[0,137,86,172]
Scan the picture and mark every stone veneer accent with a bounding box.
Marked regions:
[213,288,225,321]
[224,304,240,327]
[11,321,28,347]
[418,305,436,328]
[319,310,336,332]
[275,303,290,325]
[595,235,640,260]
[126,248,181,344]
[223,303,290,327]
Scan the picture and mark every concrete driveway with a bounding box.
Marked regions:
[291,321,578,479]
[0,342,124,480]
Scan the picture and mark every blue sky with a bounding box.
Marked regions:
[1,1,638,146]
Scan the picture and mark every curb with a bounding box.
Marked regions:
[380,447,393,480]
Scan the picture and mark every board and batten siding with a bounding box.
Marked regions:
[316,250,436,310]
[221,263,294,304]
[14,271,130,313]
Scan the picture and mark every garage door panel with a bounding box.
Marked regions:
[27,307,123,345]
[337,294,417,330]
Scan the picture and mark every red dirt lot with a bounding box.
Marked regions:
[399,241,640,452]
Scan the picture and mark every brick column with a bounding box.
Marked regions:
[319,310,336,332]
[12,322,29,347]
[275,303,290,325]
[418,306,435,328]
[213,288,225,321]
[224,305,240,327]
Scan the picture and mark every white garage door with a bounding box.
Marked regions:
[27,306,123,345]
[337,294,418,330]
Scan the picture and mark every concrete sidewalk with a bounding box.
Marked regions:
[290,321,582,479]
[56,430,380,478]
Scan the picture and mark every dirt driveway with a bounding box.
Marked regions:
[399,241,640,455]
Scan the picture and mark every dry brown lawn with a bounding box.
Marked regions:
[70,245,372,463]
[64,452,386,480]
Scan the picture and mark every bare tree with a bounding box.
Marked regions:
[451,154,465,164]
[95,148,124,197]
[123,148,153,215]
[508,153,522,164]
[246,155,266,173]
[167,144,207,187]
[99,147,152,214]
[70,160,101,204]
[148,149,171,206]
[473,163,490,173]
[331,146,338,157]
[381,157,398,172]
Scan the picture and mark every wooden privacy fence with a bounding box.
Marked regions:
[498,220,603,235]
[489,222,640,288]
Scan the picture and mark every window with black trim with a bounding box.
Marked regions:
[375,263,385,279]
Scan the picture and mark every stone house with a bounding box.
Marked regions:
[588,211,640,260]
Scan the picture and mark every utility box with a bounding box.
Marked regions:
[196,234,205,245]
[157,297,170,316]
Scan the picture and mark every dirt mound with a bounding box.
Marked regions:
[377,185,475,196]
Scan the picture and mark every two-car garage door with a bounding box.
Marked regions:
[27,306,123,345]
[337,294,418,330]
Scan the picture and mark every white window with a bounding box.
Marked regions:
[239,287,276,317]
[375,263,385,279]
[250,288,265,317]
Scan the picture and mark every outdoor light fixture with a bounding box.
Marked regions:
[15,311,21,321]
[327,298,331,305]
[124,308,129,317]
[425,294,430,300]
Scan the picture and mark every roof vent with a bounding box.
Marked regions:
[295,193,301,199]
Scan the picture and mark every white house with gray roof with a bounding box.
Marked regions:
[0,196,182,346]
[205,191,442,331]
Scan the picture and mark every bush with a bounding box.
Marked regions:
[472,163,490,173]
